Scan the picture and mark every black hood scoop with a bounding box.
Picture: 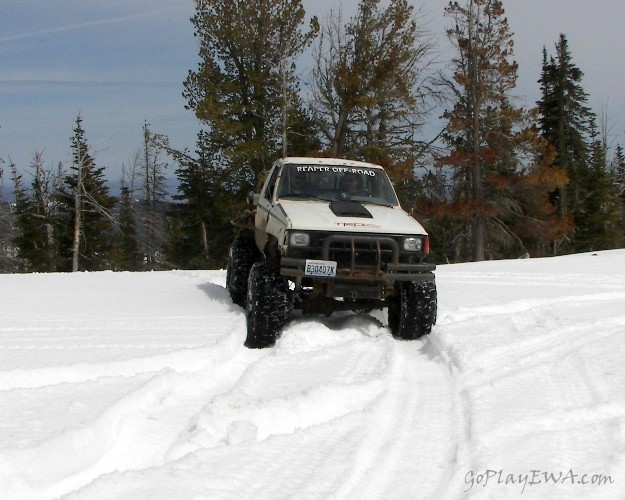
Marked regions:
[329,200,373,218]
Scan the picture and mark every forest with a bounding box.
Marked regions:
[1,0,624,273]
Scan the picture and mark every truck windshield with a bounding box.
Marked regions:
[277,164,399,206]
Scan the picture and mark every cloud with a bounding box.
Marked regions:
[0,7,177,44]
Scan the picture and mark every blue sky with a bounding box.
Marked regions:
[1,0,625,183]
[0,0,199,179]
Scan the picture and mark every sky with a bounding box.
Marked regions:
[1,250,624,498]
[1,0,625,183]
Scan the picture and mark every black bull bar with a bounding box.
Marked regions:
[280,234,435,282]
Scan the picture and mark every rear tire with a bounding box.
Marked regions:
[389,280,437,340]
[245,262,292,348]
[226,236,261,308]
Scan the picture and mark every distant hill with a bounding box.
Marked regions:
[1,184,13,203]
[0,177,179,202]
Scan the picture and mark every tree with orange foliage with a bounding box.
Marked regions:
[311,0,436,168]
[431,0,571,262]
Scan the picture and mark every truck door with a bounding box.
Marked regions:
[255,164,281,254]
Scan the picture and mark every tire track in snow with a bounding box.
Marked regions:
[0,332,259,500]
[428,289,625,499]
[333,338,458,500]
[62,318,462,500]
[0,314,247,390]
[463,324,623,390]
[64,319,404,499]
[438,291,625,326]
[165,322,394,459]
[0,343,233,391]
[434,300,625,389]
[419,334,476,500]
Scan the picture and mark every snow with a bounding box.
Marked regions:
[1,252,624,499]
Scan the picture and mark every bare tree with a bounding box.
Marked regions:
[133,121,169,269]
[31,151,57,271]
[0,160,18,271]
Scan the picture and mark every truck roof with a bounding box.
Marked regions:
[280,157,386,170]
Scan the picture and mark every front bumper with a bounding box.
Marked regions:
[281,233,435,283]
[281,257,435,282]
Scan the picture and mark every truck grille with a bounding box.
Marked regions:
[321,234,399,273]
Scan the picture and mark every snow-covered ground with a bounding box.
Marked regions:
[1,251,624,499]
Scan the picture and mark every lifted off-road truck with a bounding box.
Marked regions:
[226,157,437,348]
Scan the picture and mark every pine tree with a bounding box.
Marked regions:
[10,164,37,271]
[0,163,14,271]
[612,145,625,247]
[284,101,323,157]
[162,131,239,268]
[537,34,595,252]
[311,0,434,167]
[612,145,625,200]
[113,170,142,271]
[573,121,623,251]
[10,155,57,272]
[55,115,116,271]
[184,0,318,193]
[441,0,518,261]
[436,0,571,261]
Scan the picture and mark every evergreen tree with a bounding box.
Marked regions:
[574,121,623,251]
[10,164,37,271]
[114,174,142,271]
[436,0,570,261]
[284,101,323,157]
[55,115,116,271]
[162,131,239,268]
[0,162,14,272]
[311,0,435,168]
[183,0,318,193]
[441,0,517,261]
[612,144,625,200]
[612,144,625,247]
[537,34,596,252]
[10,155,57,272]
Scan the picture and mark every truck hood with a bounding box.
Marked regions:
[277,199,427,235]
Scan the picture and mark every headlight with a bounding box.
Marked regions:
[290,232,310,246]
[402,237,423,252]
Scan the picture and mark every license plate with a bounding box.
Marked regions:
[304,259,337,277]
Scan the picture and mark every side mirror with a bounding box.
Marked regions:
[248,191,259,207]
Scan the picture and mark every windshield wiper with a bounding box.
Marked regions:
[279,193,327,202]
[358,199,395,208]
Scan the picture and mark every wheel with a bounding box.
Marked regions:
[245,261,292,348]
[388,280,437,340]
[226,236,261,308]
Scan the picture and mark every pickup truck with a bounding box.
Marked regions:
[226,157,437,348]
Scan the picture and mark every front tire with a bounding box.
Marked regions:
[389,280,437,340]
[245,262,292,348]
[226,236,261,308]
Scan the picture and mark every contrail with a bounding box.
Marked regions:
[0,7,178,43]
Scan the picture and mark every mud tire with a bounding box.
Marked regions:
[389,280,437,340]
[226,236,261,308]
[245,261,292,348]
